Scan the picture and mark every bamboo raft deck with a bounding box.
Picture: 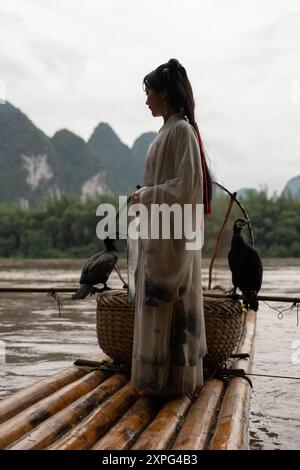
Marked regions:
[0,310,256,451]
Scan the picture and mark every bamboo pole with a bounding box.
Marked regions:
[0,287,77,293]
[203,292,300,304]
[92,396,161,450]
[209,310,256,450]
[209,376,251,450]
[212,181,255,247]
[48,383,139,450]
[0,287,298,304]
[171,379,225,450]
[9,374,128,450]
[131,396,191,450]
[0,366,85,425]
[0,353,108,425]
[0,369,107,449]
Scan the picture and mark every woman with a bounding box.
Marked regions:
[128,58,212,397]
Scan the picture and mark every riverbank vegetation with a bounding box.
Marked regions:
[0,190,299,258]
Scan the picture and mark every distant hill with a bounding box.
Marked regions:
[132,132,156,159]
[282,176,300,198]
[51,129,109,199]
[0,102,156,206]
[88,122,141,194]
[0,102,58,205]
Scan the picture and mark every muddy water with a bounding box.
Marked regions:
[0,258,299,449]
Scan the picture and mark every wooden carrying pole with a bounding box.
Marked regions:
[0,287,299,305]
[208,191,237,290]
[203,292,300,304]
[0,287,76,293]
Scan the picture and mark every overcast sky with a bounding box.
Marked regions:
[0,0,299,194]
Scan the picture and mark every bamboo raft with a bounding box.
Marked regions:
[0,309,256,451]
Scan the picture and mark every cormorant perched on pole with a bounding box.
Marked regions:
[72,237,125,299]
[228,218,263,311]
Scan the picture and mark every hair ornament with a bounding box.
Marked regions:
[162,66,171,82]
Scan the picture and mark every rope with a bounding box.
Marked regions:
[73,358,131,375]
[203,292,300,303]
[262,300,300,326]
[204,368,300,388]
[47,291,63,317]
[214,367,253,387]
[202,292,300,325]
[114,263,128,288]
[247,372,300,381]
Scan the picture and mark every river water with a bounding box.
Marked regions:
[0,258,299,450]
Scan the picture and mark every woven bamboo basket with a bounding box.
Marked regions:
[96,289,243,368]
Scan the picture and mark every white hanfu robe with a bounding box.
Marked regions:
[128,112,207,394]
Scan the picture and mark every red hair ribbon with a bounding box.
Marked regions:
[193,123,211,215]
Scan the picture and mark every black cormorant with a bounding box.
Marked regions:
[72,237,120,299]
[228,218,263,311]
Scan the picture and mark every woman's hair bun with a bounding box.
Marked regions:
[167,58,182,71]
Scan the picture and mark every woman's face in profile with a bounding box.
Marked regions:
[145,85,165,117]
